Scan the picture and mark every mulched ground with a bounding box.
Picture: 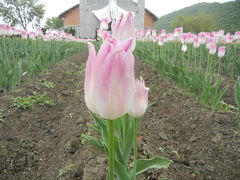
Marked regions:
[0,51,239,180]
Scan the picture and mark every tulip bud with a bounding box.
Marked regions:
[129,77,149,118]
[218,46,226,58]
[84,38,135,120]
[112,12,136,51]
[181,44,187,53]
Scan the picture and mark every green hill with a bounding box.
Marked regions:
[154,1,240,33]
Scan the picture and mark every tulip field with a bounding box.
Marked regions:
[0,19,240,180]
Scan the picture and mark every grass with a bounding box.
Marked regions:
[0,110,4,123]
[39,79,56,89]
[12,92,55,110]
[58,163,75,177]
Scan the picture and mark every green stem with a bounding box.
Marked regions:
[218,57,221,74]
[133,117,139,180]
[108,120,114,180]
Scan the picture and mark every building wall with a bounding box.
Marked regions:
[63,6,80,26]
[144,12,153,28]
[63,0,150,38]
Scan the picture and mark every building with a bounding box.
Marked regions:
[59,0,157,38]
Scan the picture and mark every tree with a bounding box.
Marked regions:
[0,0,45,30]
[236,0,240,7]
[44,17,63,31]
[172,14,217,33]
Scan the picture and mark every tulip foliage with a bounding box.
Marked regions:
[236,77,240,115]
[134,28,240,111]
[83,114,171,180]
[84,12,172,180]
[0,37,87,91]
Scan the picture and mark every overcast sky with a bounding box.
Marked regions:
[0,0,234,29]
[39,0,233,20]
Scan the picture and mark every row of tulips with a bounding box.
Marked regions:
[84,12,171,180]
[134,28,240,111]
[135,28,240,78]
[0,24,94,43]
[0,37,87,91]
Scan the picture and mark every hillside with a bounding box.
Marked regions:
[154,1,240,33]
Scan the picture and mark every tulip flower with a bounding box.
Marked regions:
[218,46,226,58]
[193,36,200,48]
[181,44,187,52]
[209,42,217,55]
[128,77,149,180]
[100,17,111,30]
[84,38,135,120]
[174,27,183,38]
[198,33,206,44]
[129,77,149,118]
[158,38,164,46]
[111,12,136,51]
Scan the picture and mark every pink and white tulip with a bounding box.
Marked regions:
[84,38,135,120]
[209,42,217,55]
[100,17,111,30]
[112,12,136,51]
[218,46,226,58]
[193,36,200,48]
[181,44,187,52]
[129,77,149,118]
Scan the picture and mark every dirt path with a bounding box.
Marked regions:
[0,51,239,180]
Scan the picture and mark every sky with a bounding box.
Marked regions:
[38,0,233,20]
[0,0,234,29]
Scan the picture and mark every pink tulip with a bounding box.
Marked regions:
[112,12,136,51]
[100,17,111,30]
[158,38,164,46]
[193,36,200,48]
[209,42,217,55]
[84,38,135,120]
[160,29,167,37]
[218,46,226,58]
[174,27,183,38]
[129,77,149,118]
[198,33,206,44]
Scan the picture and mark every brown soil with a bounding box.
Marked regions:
[0,51,239,180]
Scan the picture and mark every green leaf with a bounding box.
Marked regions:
[114,138,125,165]
[131,157,172,176]
[114,159,131,180]
[235,77,240,113]
[91,114,108,147]
[81,134,105,151]
[122,116,134,164]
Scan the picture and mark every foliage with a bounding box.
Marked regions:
[134,41,240,110]
[82,114,172,179]
[0,38,86,90]
[155,1,240,33]
[58,163,75,177]
[44,17,63,31]
[0,0,45,30]
[172,14,216,33]
[39,79,55,89]
[12,92,54,110]
[0,110,4,123]
[235,77,240,114]
[64,28,76,36]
